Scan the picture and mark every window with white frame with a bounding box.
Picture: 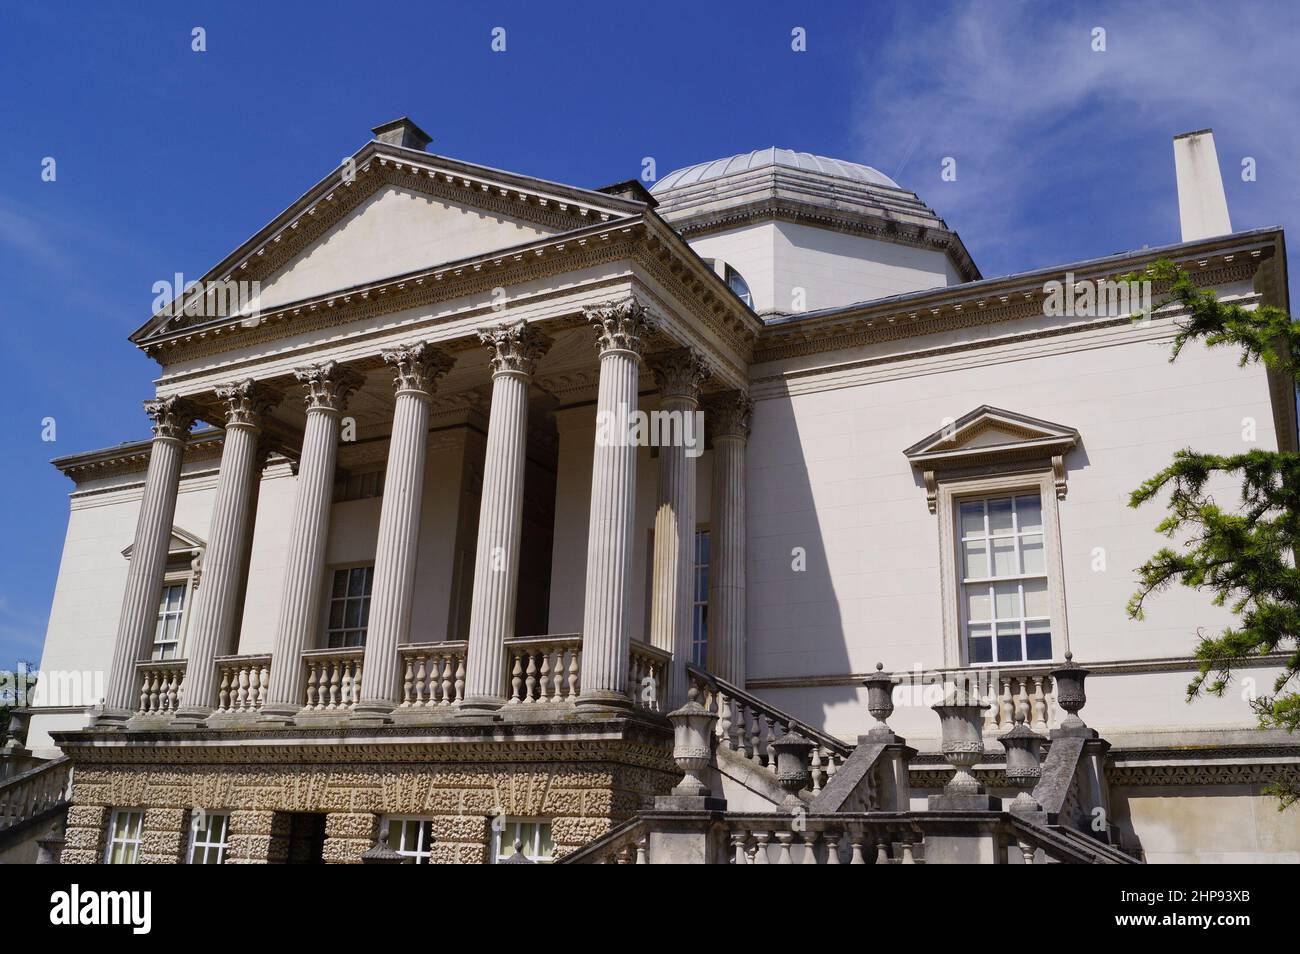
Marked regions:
[187,810,230,864]
[958,493,1053,665]
[104,809,144,864]
[691,530,710,667]
[386,816,435,864]
[152,581,188,660]
[326,565,374,648]
[492,819,554,863]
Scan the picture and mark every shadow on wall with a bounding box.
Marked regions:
[747,396,856,728]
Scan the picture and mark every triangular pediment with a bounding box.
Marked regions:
[253,184,559,313]
[131,141,646,344]
[904,406,1079,466]
[122,526,206,561]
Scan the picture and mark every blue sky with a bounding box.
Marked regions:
[1,0,1297,665]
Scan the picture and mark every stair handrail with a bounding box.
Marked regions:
[0,755,72,832]
[687,664,853,759]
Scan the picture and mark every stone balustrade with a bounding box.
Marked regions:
[302,648,365,711]
[215,654,271,713]
[0,756,71,832]
[505,635,580,705]
[134,637,676,718]
[562,811,1134,864]
[974,669,1056,734]
[136,660,186,714]
[689,667,851,795]
[628,642,670,712]
[399,641,467,707]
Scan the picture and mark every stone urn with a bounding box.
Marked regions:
[769,730,815,807]
[1050,651,1090,733]
[863,663,897,739]
[667,687,718,796]
[932,688,989,796]
[360,817,408,864]
[998,715,1045,813]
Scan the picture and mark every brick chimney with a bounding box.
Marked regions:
[1173,129,1232,242]
[371,117,432,151]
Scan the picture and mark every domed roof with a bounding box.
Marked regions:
[651,148,899,193]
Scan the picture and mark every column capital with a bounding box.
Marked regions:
[213,379,280,429]
[381,342,455,396]
[585,299,656,359]
[704,391,754,442]
[647,348,713,403]
[143,396,199,441]
[294,360,365,413]
[479,320,552,377]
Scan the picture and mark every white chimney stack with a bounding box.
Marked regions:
[1173,129,1232,242]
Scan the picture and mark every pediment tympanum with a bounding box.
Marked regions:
[903,406,1080,511]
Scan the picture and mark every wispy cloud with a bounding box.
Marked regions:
[854,1,1300,277]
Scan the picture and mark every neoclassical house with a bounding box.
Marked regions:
[4,120,1297,864]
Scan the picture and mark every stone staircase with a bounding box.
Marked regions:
[0,756,72,863]
[560,658,1140,864]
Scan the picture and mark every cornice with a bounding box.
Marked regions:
[51,428,226,483]
[139,218,648,365]
[752,254,1263,367]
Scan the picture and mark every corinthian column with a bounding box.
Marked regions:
[261,361,364,724]
[578,300,655,709]
[647,348,711,709]
[174,380,280,724]
[352,342,455,722]
[704,392,753,686]
[99,397,198,725]
[461,321,552,713]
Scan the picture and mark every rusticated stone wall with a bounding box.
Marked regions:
[65,758,675,864]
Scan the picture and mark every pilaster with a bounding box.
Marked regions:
[704,391,752,685]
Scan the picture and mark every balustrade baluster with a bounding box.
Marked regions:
[525,653,538,704]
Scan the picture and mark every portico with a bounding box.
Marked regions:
[100,288,753,728]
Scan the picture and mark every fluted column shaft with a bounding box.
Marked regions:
[707,393,753,686]
[354,343,454,721]
[579,301,654,708]
[174,381,279,722]
[101,398,197,721]
[262,362,362,722]
[648,350,711,709]
[462,322,551,712]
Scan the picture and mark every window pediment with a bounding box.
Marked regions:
[904,406,1079,512]
[122,526,206,562]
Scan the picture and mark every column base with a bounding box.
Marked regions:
[170,706,211,728]
[257,704,301,726]
[92,708,135,728]
[457,695,505,717]
[349,700,395,725]
[575,690,634,712]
